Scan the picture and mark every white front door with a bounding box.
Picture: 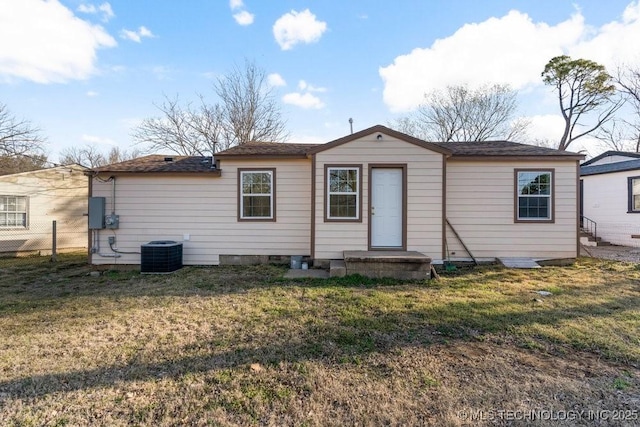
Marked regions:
[371,168,403,248]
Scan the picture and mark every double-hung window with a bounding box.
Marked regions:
[0,195,27,227]
[239,169,275,220]
[326,166,361,221]
[627,176,640,213]
[515,170,553,222]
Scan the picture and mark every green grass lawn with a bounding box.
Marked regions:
[0,253,639,426]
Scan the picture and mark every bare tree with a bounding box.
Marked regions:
[606,64,640,152]
[595,119,637,152]
[106,146,143,164]
[0,154,48,175]
[133,60,288,155]
[0,102,45,157]
[542,55,622,151]
[131,95,226,155]
[215,60,288,146]
[390,84,529,142]
[59,145,141,168]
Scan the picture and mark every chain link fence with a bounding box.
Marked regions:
[0,218,87,263]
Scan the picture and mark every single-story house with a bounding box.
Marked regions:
[0,164,88,254]
[580,150,640,247]
[88,125,583,267]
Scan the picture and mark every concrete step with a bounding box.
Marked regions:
[596,241,612,246]
[343,250,431,280]
[329,260,346,278]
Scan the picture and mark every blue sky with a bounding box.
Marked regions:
[1,0,639,161]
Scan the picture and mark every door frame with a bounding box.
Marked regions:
[368,164,408,251]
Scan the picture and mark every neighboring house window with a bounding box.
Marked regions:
[515,170,553,222]
[326,165,361,221]
[238,169,275,220]
[627,176,640,213]
[0,195,27,227]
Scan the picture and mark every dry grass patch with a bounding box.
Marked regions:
[0,254,639,426]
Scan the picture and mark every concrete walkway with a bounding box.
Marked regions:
[498,257,541,269]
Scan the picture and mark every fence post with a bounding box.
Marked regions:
[51,220,57,262]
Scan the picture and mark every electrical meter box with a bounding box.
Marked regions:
[88,197,105,229]
[105,213,120,229]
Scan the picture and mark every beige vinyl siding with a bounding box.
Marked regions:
[91,159,311,265]
[445,160,578,260]
[0,166,87,253]
[582,171,640,247]
[314,134,443,260]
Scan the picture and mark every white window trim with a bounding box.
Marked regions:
[0,195,28,228]
[516,170,553,221]
[240,170,274,220]
[327,166,360,220]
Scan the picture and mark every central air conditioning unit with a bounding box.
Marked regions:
[140,241,183,273]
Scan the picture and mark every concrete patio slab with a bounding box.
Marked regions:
[498,257,541,269]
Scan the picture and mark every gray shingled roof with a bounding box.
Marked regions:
[91,126,583,174]
[581,159,640,176]
[91,155,220,173]
[430,140,583,157]
[215,141,318,157]
[214,126,582,159]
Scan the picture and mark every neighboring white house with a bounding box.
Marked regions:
[580,151,640,247]
[88,125,583,266]
[0,164,88,254]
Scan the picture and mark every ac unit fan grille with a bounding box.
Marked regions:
[141,241,183,273]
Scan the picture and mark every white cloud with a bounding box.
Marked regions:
[570,1,640,69]
[283,92,325,109]
[229,0,244,10]
[120,26,154,43]
[77,4,96,13]
[233,10,254,26]
[524,114,566,144]
[0,0,116,83]
[284,79,327,108]
[273,9,327,50]
[77,2,114,22]
[380,9,586,112]
[86,90,99,97]
[229,0,254,26]
[268,73,286,87]
[298,80,326,92]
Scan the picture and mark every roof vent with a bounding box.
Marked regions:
[164,157,174,162]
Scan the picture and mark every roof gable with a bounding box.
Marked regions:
[581,150,640,167]
[307,125,452,155]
